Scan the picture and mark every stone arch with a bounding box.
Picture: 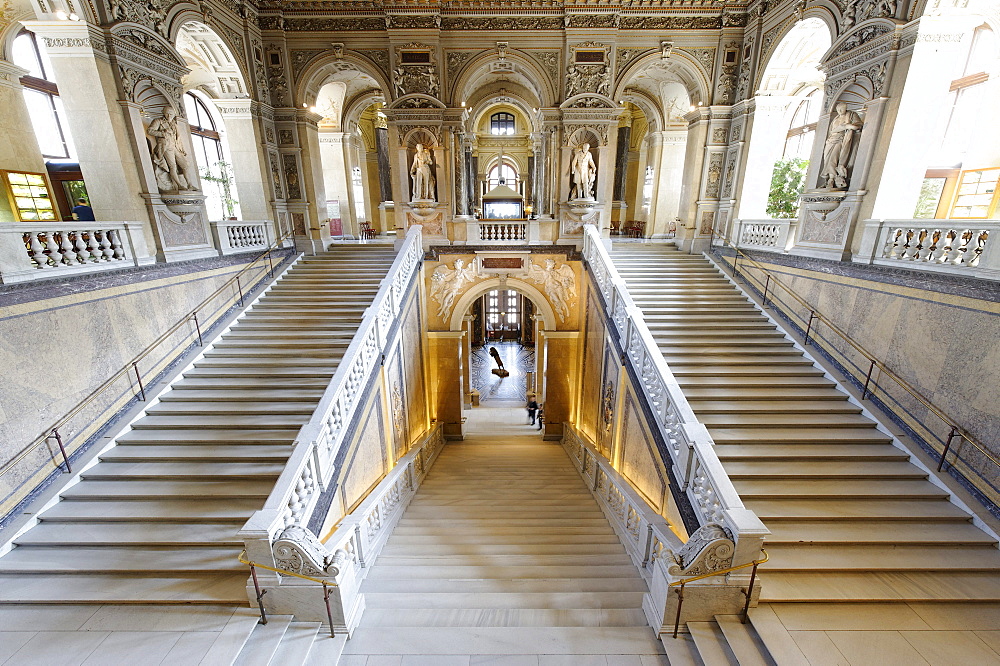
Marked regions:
[296,52,393,110]
[613,50,711,109]
[451,49,555,109]
[469,95,538,135]
[342,90,386,133]
[388,93,446,110]
[448,278,558,332]
[174,19,250,99]
[619,88,664,134]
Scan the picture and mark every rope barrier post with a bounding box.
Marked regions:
[249,562,268,625]
[132,362,146,401]
[50,428,71,473]
[938,426,960,472]
[861,359,876,400]
[323,583,336,638]
[672,584,685,639]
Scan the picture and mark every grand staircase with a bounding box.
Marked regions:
[0,245,397,662]
[339,434,668,662]
[611,243,1000,664]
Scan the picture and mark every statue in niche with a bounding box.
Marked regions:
[820,102,864,190]
[526,259,577,321]
[430,259,480,318]
[410,143,435,201]
[148,106,192,192]
[569,143,597,200]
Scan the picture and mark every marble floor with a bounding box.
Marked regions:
[470,342,535,402]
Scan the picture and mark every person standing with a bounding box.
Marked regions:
[72,198,95,221]
[526,397,539,425]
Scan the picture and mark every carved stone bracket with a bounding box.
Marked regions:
[273,525,347,578]
[665,523,736,577]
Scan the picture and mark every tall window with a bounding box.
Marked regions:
[12,30,75,159]
[783,89,819,160]
[490,112,515,136]
[484,289,521,339]
[487,162,517,188]
[184,93,223,170]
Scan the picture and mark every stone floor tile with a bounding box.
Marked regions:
[366,656,403,666]
[0,632,35,664]
[334,656,370,666]
[975,631,1000,656]
[907,603,1000,631]
[788,631,850,666]
[825,631,930,666]
[639,656,670,666]
[79,605,238,632]
[158,631,220,664]
[400,657,471,666]
[537,657,607,666]
[4,630,109,666]
[770,603,932,631]
[899,630,1000,665]
[81,631,183,665]
[0,605,100,631]
[470,656,539,666]
[605,656,644,666]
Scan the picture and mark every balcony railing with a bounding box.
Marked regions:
[0,222,150,284]
[734,218,794,252]
[211,220,275,255]
[858,219,999,280]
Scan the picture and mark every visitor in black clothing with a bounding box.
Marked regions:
[72,198,95,221]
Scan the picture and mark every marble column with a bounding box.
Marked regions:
[24,22,149,228]
[213,100,272,224]
[612,125,631,227]
[427,331,464,440]
[291,109,326,252]
[0,60,47,221]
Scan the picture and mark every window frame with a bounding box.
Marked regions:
[489,112,515,136]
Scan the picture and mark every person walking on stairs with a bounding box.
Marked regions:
[526,396,539,425]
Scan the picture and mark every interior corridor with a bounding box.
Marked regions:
[340,406,667,664]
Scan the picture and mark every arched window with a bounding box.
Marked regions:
[12,30,75,159]
[487,162,517,188]
[783,89,820,160]
[490,112,515,136]
[184,92,223,170]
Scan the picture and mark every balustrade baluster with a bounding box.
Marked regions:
[58,231,75,265]
[28,232,47,267]
[99,230,114,260]
[86,231,101,262]
[74,231,90,263]
[43,232,61,266]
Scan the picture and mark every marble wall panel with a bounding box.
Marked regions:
[598,340,620,458]
[339,388,388,513]
[400,290,427,441]
[618,385,667,513]
[578,291,607,441]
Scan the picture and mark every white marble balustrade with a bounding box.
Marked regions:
[210,220,275,255]
[480,221,526,242]
[734,218,794,252]
[0,222,150,284]
[857,219,999,280]
[582,225,768,570]
[237,225,424,627]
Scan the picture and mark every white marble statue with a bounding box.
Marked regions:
[821,102,863,190]
[430,259,479,318]
[148,106,192,192]
[570,143,597,200]
[526,259,577,321]
[410,143,435,201]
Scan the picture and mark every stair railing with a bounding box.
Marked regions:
[582,225,769,567]
[237,226,424,627]
[668,549,769,638]
[710,231,1000,510]
[237,549,339,638]
[0,231,294,520]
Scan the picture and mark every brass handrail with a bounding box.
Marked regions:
[711,232,999,477]
[668,549,768,638]
[237,549,339,637]
[0,231,293,482]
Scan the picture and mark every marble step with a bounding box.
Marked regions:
[715,614,774,666]
[195,357,339,368]
[100,445,290,462]
[716,444,910,461]
[660,634,701,666]
[117,428,300,444]
[670,366,824,377]
[168,377,330,390]
[0,573,248,604]
[16,522,244,546]
[373,554,635,567]
[709,426,891,444]
[703,411,877,427]
[688,621,738,665]
[61,479,272,500]
[663,355,814,366]
[360,607,648,627]
[659,346,800,357]
[393,519,615,530]
[360,578,650,594]
[725,460,924,478]
[0,546,244,573]
[763,521,995,545]
[749,498,968,521]
[763,544,1000,571]
[204,348,346,358]
[82,461,284,479]
[661,338,793,348]
[211,338,354,349]
[365,564,642,579]
[130,415,308,429]
[233,616,292,666]
[677,375,834,387]
[760,572,1000,602]
[685,387,848,400]
[692,400,860,414]
[183,367,335,379]
[379,543,628,556]
[160,388,325,401]
[733,478,947,499]
[41,499,260,522]
[386,534,624,545]
[269,622,323,666]
[341,627,665,656]
[398,508,605,518]
[146,402,315,416]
